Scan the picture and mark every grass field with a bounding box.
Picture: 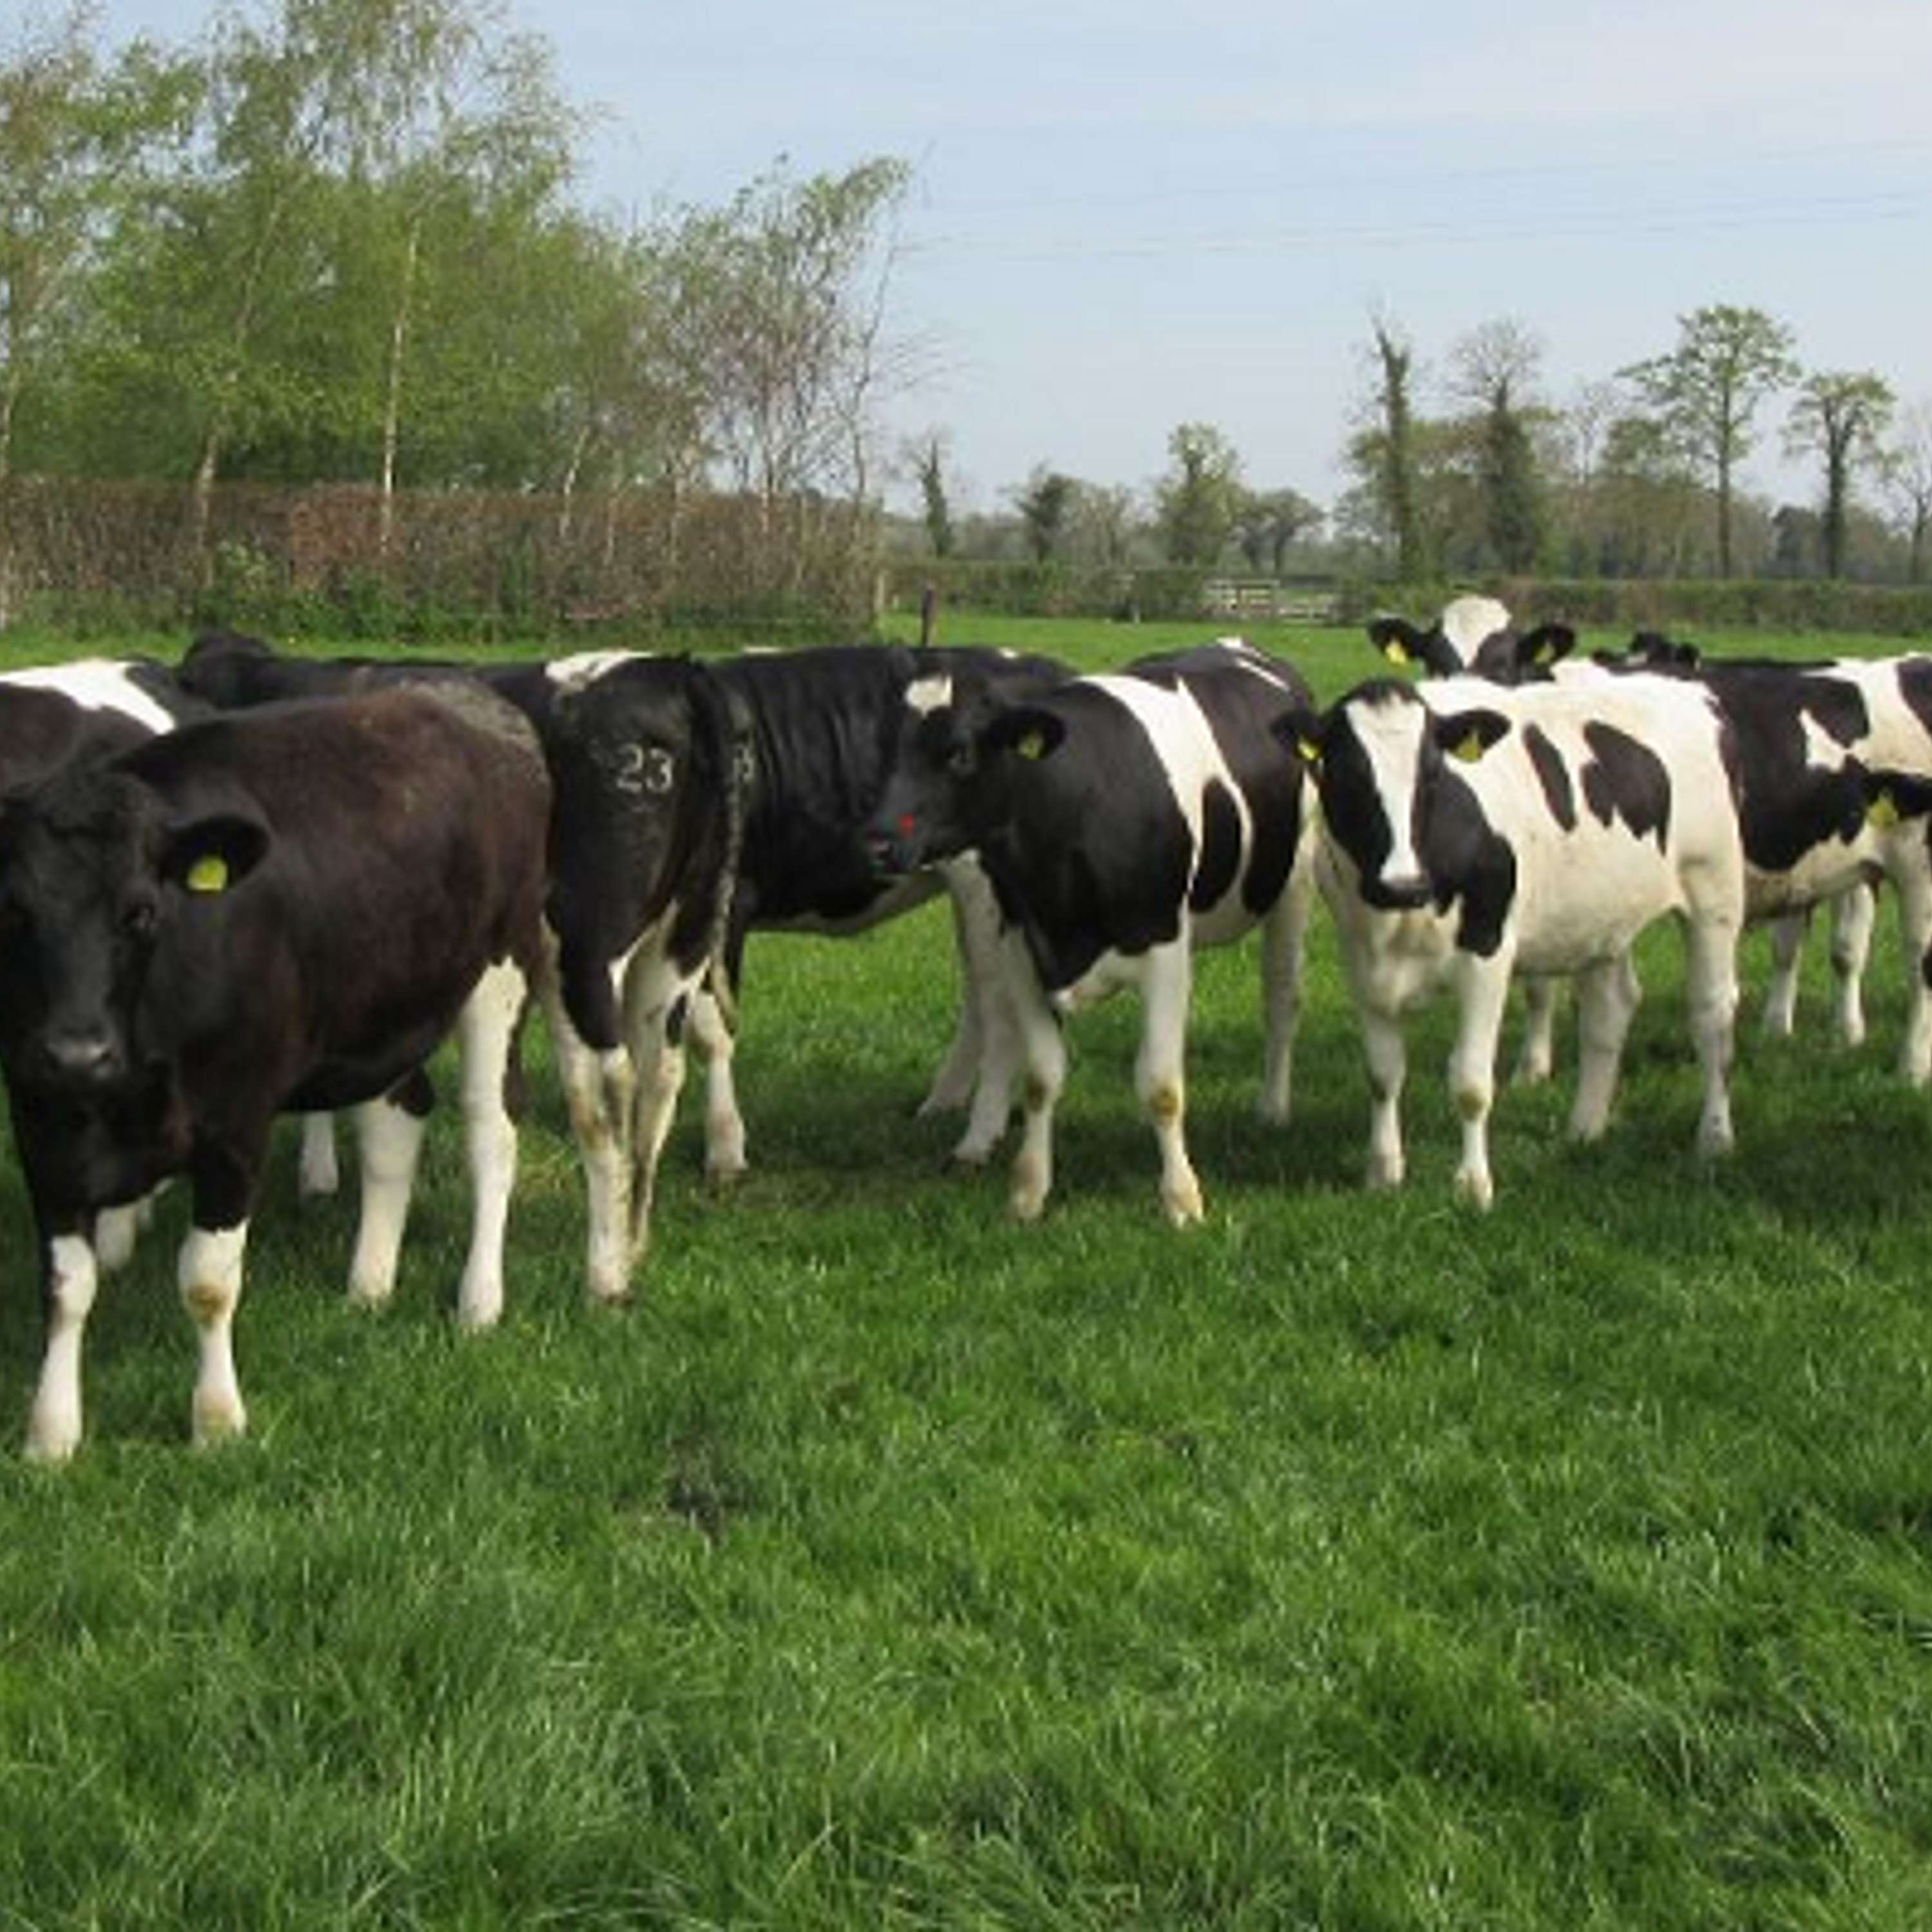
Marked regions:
[2,615,1931,1927]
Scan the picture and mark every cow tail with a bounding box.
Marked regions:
[690,663,752,1032]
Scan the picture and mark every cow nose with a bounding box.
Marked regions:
[1372,870,1434,910]
[41,1030,123,1085]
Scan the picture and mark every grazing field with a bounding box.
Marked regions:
[3,616,1932,1927]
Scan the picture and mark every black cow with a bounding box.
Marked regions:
[0,685,552,1458]
[866,639,1318,1224]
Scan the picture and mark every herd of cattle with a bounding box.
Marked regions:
[3,596,1931,1459]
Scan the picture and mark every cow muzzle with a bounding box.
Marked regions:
[37,1028,127,1090]
[1365,869,1434,912]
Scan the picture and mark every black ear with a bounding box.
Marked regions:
[1270,705,1325,767]
[1865,770,1932,825]
[979,706,1067,764]
[1516,623,1576,670]
[1367,618,1423,667]
[160,811,270,896]
[1432,707,1511,765]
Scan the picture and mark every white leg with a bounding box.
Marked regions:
[544,978,635,1306]
[25,1234,99,1463]
[622,956,693,1271]
[1359,1001,1408,1192]
[1447,954,1511,1209]
[1511,977,1559,1086]
[93,1202,142,1274]
[1568,953,1642,1142]
[687,989,746,1185]
[298,1112,341,1198]
[453,960,524,1331]
[1684,913,1741,1160]
[944,863,1019,1160]
[918,877,985,1116]
[1761,909,1806,1039]
[1137,943,1204,1226]
[1256,854,1313,1124]
[1004,937,1067,1223]
[346,1095,428,1306]
[1892,857,1932,1086]
[1830,880,1875,1050]
[179,1222,249,1447]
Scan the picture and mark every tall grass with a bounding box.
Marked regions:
[0,618,1929,1927]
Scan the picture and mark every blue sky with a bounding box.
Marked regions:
[84,0,1932,520]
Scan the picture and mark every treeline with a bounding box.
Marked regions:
[0,0,907,636]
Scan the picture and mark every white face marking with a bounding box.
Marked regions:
[545,649,644,692]
[905,674,953,715]
[1349,696,1429,891]
[2,659,176,734]
[1799,710,1850,771]
[1438,596,1512,665]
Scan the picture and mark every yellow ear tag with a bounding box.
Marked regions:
[1868,790,1901,829]
[1016,730,1047,761]
[1296,736,1322,766]
[1534,641,1555,665]
[185,853,229,894]
[1452,732,1486,764]
[1382,640,1410,665]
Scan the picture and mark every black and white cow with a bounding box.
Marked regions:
[0,684,553,1458]
[1278,672,1759,1205]
[866,639,1318,1225]
[1367,594,1575,683]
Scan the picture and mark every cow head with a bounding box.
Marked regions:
[0,764,267,1097]
[866,670,1067,875]
[1275,680,1510,909]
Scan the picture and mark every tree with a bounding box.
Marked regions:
[1370,318,1422,579]
[1157,421,1242,566]
[0,6,193,482]
[909,429,954,558]
[1882,399,1932,584]
[1231,486,1323,574]
[1785,369,1895,580]
[1620,304,1798,577]
[1450,318,1545,572]
[1013,464,1074,562]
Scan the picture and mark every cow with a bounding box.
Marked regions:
[0,684,553,1459]
[1480,627,1932,1077]
[865,638,1318,1226]
[1367,594,1575,683]
[1276,671,1764,1206]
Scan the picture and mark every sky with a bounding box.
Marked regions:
[80,0,1932,522]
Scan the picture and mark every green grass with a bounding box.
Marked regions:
[2,617,1932,1927]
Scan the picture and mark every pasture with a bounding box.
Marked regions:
[3,615,1931,1927]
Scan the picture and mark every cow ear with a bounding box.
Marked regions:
[160,813,270,896]
[1866,771,1932,827]
[980,706,1066,764]
[1271,705,1324,769]
[1434,708,1511,765]
[1367,618,1419,667]
[1517,623,1576,670]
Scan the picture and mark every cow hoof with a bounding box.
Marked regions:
[1363,1159,1404,1193]
[951,1142,996,1171]
[23,1419,80,1465]
[1008,1190,1047,1224]
[705,1160,747,1191]
[1453,1170,1495,1211]
[345,1281,393,1311]
[1161,1188,1205,1228]
[191,1395,247,1447]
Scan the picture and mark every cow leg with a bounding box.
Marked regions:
[24,1224,98,1463]
[943,864,1020,1163]
[345,1077,431,1307]
[1830,880,1876,1050]
[1138,943,1203,1226]
[918,874,986,1116]
[1892,856,1932,1085]
[298,1112,341,1198]
[1683,913,1741,1160]
[1761,909,1808,1039]
[1256,853,1314,1125]
[542,975,635,1307]
[93,1196,150,1274]
[686,989,746,1186]
[179,1220,250,1447]
[1568,952,1642,1142]
[1512,977,1558,1086]
[452,958,525,1331]
[1447,954,1510,1209]
[1004,938,1067,1223]
[1359,999,1408,1192]
[622,958,693,1271]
